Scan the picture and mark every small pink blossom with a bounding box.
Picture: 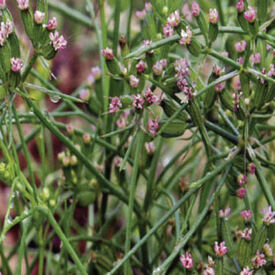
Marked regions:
[220,51,229,57]
[109,96,122,113]
[250,53,261,65]
[214,241,227,256]
[148,119,159,136]
[163,24,174,37]
[142,40,154,54]
[0,0,6,9]
[244,7,257,23]
[34,10,45,24]
[237,187,246,199]
[236,0,245,12]
[237,57,245,65]
[136,9,146,20]
[267,64,275,77]
[136,60,146,74]
[66,124,74,135]
[219,206,231,218]
[167,10,181,27]
[17,0,29,10]
[145,141,155,155]
[248,163,256,175]
[102,47,114,60]
[235,40,247,52]
[49,31,67,51]
[213,65,224,76]
[129,75,139,88]
[180,252,193,270]
[209,9,219,24]
[46,17,58,30]
[252,250,267,268]
[240,228,252,241]
[240,210,252,222]
[179,26,192,45]
[10,57,23,72]
[144,87,158,104]
[238,174,247,186]
[79,89,90,102]
[174,58,190,74]
[182,3,192,22]
[203,266,215,275]
[153,60,165,76]
[83,133,91,144]
[240,266,254,275]
[215,82,225,92]
[261,205,275,226]
[192,2,200,17]
[145,2,152,12]
[132,94,144,109]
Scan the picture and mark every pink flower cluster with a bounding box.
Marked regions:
[16,0,29,10]
[218,206,231,218]
[163,10,181,38]
[235,40,247,52]
[136,2,152,20]
[34,10,45,24]
[109,96,122,113]
[148,119,159,136]
[240,210,252,222]
[87,66,102,84]
[132,94,144,109]
[180,252,193,270]
[209,8,219,24]
[102,47,114,60]
[244,7,257,23]
[239,228,252,241]
[261,205,275,226]
[136,60,146,75]
[153,59,167,76]
[49,31,67,51]
[45,17,58,31]
[191,2,200,17]
[240,266,254,275]
[10,57,23,72]
[250,53,261,66]
[251,250,266,268]
[179,26,193,45]
[0,20,13,46]
[214,241,227,256]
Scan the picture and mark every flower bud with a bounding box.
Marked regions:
[236,0,245,12]
[79,89,90,102]
[244,7,257,23]
[263,243,273,257]
[209,8,219,24]
[10,58,23,72]
[192,2,200,17]
[129,75,139,88]
[34,10,45,24]
[66,124,74,136]
[70,155,78,166]
[46,17,58,30]
[237,187,246,199]
[83,133,91,144]
[17,0,29,10]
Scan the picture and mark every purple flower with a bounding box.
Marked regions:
[109,96,122,113]
[240,210,252,222]
[132,94,144,109]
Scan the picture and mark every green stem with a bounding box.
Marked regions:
[22,53,38,82]
[39,207,88,275]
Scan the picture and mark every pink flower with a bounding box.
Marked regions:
[144,87,158,104]
[132,94,144,109]
[148,119,159,136]
[142,40,154,54]
[136,60,146,74]
[79,89,90,102]
[240,210,252,222]
[215,82,225,92]
[145,2,152,12]
[129,75,139,88]
[267,64,275,77]
[167,10,181,27]
[219,206,231,218]
[136,9,146,20]
[34,10,45,24]
[174,58,190,74]
[252,250,266,268]
[0,20,14,46]
[180,252,193,270]
[109,96,122,113]
[236,0,245,12]
[49,31,67,51]
[10,58,23,72]
[235,40,247,52]
[88,66,102,83]
[209,8,219,24]
[153,61,164,76]
[261,206,275,226]
[240,266,254,275]
[244,7,257,23]
[192,2,200,17]
[179,26,192,45]
[16,0,29,10]
[203,267,215,275]
[237,57,245,65]
[220,51,229,57]
[66,124,74,135]
[248,163,256,175]
[214,241,227,256]
[238,174,247,186]
[240,228,252,241]
[213,65,224,76]
[145,141,155,155]
[46,17,58,30]
[83,133,91,144]
[0,0,6,9]
[237,187,246,199]
[250,53,261,65]
[163,24,174,37]
[102,47,114,60]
